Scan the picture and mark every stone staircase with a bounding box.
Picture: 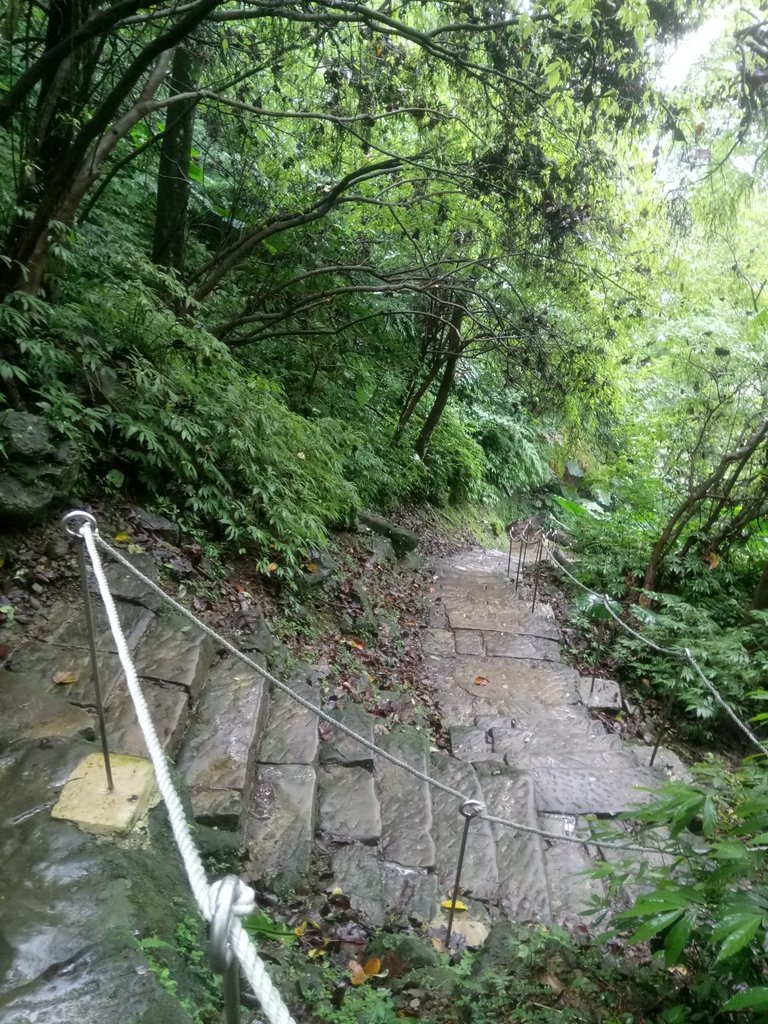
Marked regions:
[5,542,670,943]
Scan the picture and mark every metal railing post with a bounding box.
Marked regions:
[61,511,113,791]
[445,799,484,950]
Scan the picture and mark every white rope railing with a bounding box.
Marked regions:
[80,522,297,1024]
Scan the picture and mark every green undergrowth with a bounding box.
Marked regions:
[255,921,689,1024]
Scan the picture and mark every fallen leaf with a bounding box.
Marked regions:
[267,562,278,573]
[474,675,489,686]
[296,451,306,460]
[53,670,77,685]
[306,562,318,573]
[440,899,468,912]
[307,947,327,959]
[430,936,447,953]
[538,972,564,996]
[318,723,334,742]
[113,532,131,543]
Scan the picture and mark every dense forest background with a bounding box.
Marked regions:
[2,0,763,578]
[3,1,768,1017]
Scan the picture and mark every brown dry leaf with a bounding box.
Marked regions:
[53,670,77,685]
[474,675,490,687]
[707,551,720,569]
[267,562,278,573]
[430,936,447,954]
[538,972,564,996]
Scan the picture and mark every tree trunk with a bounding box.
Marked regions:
[394,358,442,441]
[152,44,198,273]
[413,302,465,458]
[750,563,768,612]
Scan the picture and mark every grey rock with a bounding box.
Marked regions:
[0,410,54,459]
[376,727,435,870]
[0,473,55,520]
[358,511,419,555]
[177,655,269,828]
[427,604,448,629]
[105,679,188,758]
[129,505,180,542]
[45,536,70,560]
[362,535,396,563]
[258,677,319,765]
[245,763,316,888]
[0,668,93,742]
[235,606,275,656]
[133,613,214,698]
[317,765,381,842]
[330,843,385,927]
[319,703,375,768]
[475,762,551,923]
[430,754,499,902]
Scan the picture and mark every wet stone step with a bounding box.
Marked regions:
[0,668,93,741]
[104,679,188,758]
[90,551,163,611]
[317,765,381,843]
[177,654,269,828]
[331,842,386,928]
[506,749,637,774]
[381,862,439,927]
[454,630,485,656]
[538,813,605,925]
[133,613,214,698]
[483,631,561,661]
[576,676,623,711]
[421,629,456,656]
[447,659,578,710]
[474,763,551,923]
[450,725,494,761]
[258,673,319,765]
[48,599,154,654]
[444,602,559,637]
[530,766,661,815]
[319,702,375,769]
[430,754,499,903]
[376,726,435,870]
[10,641,124,708]
[245,763,316,888]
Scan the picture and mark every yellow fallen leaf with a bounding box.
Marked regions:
[329,887,343,897]
[307,947,326,959]
[53,670,77,685]
[440,899,468,912]
[267,562,278,573]
[113,532,131,543]
[306,562,318,573]
[296,451,306,460]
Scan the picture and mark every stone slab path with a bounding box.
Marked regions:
[0,538,675,1019]
[245,543,670,937]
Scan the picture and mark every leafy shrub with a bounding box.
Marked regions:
[474,411,552,496]
[597,761,768,1020]
[420,404,489,506]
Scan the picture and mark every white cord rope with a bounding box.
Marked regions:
[88,527,666,856]
[539,541,768,758]
[81,524,297,1024]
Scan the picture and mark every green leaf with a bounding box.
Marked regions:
[664,912,694,966]
[721,987,768,1012]
[713,913,763,961]
[628,909,684,943]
